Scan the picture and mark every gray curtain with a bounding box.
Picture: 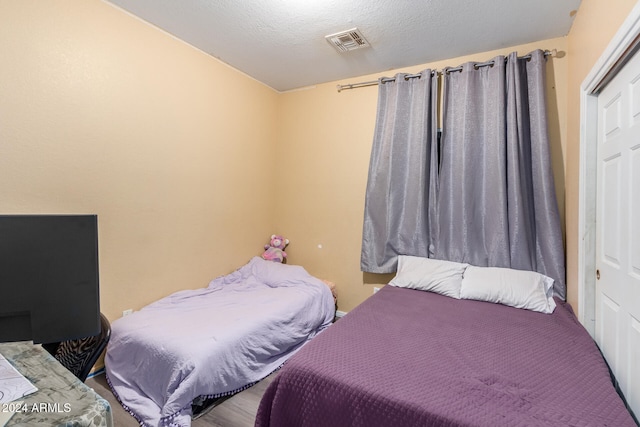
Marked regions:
[361,70,438,273]
[435,50,566,299]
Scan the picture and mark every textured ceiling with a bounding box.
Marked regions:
[105,0,581,92]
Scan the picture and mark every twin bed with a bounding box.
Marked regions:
[105,257,335,426]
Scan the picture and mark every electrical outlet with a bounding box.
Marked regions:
[122,309,133,317]
[373,287,380,294]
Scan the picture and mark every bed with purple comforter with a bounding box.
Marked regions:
[256,285,637,427]
[105,257,334,427]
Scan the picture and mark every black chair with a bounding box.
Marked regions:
[43,313,111,382]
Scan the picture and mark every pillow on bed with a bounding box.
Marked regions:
[460,266,556,314]
[389,255,468,299]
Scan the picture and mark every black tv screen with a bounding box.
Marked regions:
[0,215,100,344]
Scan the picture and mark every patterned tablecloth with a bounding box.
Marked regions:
[0,341,113,427]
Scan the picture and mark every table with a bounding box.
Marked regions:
[0,341,113,427]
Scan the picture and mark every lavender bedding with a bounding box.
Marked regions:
[105,257,335,427]
[256,285,636,427]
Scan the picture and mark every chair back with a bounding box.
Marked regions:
[50,313,111,382]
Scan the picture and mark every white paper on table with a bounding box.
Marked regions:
[0,353,37,404]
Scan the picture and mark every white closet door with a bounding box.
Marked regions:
[596,46,640,418]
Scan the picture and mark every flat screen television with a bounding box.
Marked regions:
[0,214,100,344]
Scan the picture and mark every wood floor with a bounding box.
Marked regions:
[86,372,275,427]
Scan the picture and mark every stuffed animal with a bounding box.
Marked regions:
[262,234,289,263]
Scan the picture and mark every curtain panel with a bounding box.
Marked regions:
[436,50,565,299]
[360,70,438,273]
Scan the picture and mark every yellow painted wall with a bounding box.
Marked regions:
[1,0,635,325]
[280,0,638,315]
[564,0,637,315]
[0,0,279,323]
[277,37,569,312]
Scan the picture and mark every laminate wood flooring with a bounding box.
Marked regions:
[86,372,275,427]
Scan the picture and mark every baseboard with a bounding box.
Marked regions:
[88,366,105,379]
[335,310,347,318]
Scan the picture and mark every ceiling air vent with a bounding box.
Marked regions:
[325,28,370,53]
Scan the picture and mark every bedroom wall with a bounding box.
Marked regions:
[2,0,632,329]
[280,0,638,316]
[564,0,637,316]
[277,37,569,312]
[0,1,279,323]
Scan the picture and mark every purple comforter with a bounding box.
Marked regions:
[106,257,335,427]
[256,285,636,427]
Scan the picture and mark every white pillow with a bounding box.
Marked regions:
[389,255,468,299]
[460,266,556,314]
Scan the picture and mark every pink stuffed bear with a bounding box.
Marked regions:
[262,234,289,263]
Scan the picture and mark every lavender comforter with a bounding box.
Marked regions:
[105,257,334,427]
[256,285,636,427]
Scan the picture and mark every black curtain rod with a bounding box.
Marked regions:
[336,49,557,92]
